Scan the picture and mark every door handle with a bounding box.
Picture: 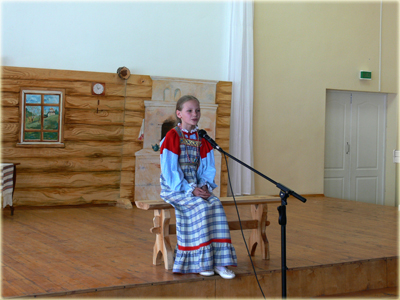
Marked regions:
[346,142,350,154]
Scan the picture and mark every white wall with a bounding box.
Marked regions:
[1,1,230,81]
[253,1,398,205]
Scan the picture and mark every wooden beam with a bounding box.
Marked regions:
[13,186,120,205]
[2,156,123,172]
[2,141,124,158]
[1,66,153,87]
[15,171,121,188]
[135,195,280,210]
[165,220,260,235]
[64,124,124,141]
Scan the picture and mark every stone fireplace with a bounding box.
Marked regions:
[134,76,221,201]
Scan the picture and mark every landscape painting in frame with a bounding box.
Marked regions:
[24,93,60,141]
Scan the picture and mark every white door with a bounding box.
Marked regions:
[324,91,386,204]
[324,91,352,199]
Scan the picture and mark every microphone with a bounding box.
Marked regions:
[198,129,222,151]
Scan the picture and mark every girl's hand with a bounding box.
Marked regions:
[201,185,208,192]
[193,187,211,200]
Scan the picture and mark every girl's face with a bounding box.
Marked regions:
[176,100,201,131]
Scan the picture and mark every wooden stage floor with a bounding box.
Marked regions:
[1,196,398,298]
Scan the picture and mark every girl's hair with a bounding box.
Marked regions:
[175,95,200,125]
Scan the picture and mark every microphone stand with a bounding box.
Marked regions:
[212,145,306,299]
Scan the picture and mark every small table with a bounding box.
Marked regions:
[1,163,19,215]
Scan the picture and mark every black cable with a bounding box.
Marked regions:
[224,153,266,299]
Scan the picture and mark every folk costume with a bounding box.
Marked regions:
[160,125,237,274]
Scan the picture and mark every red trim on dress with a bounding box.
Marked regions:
[177,239,232,251]
[160,129,181,155]
[200,138,214,159]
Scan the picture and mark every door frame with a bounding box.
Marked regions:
[324,90,387,205]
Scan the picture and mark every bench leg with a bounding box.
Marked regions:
[249,204,270,260]
[152,209,174,270]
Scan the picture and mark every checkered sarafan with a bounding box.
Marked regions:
[159,126,237,274]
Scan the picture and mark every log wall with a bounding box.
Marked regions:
[215,81,232,197]
[1,66,232,206]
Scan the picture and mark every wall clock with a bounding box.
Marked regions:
[92,82,105,95]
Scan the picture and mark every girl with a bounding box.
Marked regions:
[159,95,237,279]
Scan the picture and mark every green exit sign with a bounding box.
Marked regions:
[360,71,372,80]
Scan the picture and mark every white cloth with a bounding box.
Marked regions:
[1,163,14,208]
[138,119,145,140]
[227,0,255,196]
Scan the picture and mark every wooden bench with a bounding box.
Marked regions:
[135,195,281,270]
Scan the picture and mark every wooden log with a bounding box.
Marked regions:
[121,156,136,171]
[216,80,231,198]
[13,186,120,206]
[217,101,232,109]
[120,170,135,186]
[65,95,125,110]
[2,79,150,98]
[65,109,124,126]
[119,184,134,199]
[216,115,231,127]
[2,123,19,142]
[221,172,228,185]
[102,83,151,98]
[215,138,230,149]
[216,127,230,140]
[125,75,152,87]
[220,184,228,197]
[1,79,91,95]
[125,85,152,98]
[215,92,232,103]
[117,66,131,80]
[124,111,145,126]
[122,126,141,141]
[221,172,228,186]
[1,92,19,106]
[221,157,228,171]
[2,157,123,172]
[2,141,123,158]
[215,98,232,107]
[64,124,124,141]
[1,66,152,86]
[122,141,143,157]
[1,107,19,123]
[216,105,231,116]
[65,96,146,113]
[15,171,120,188]
[125,98,146,111]
[216,81,233,94]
